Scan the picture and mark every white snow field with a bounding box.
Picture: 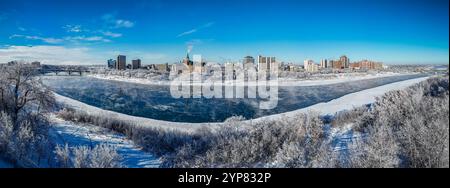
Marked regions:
[88,71,414,87]
[48,115,161,168]
[54,76,429,132]
[249,76,430,124]
[47,76,430,168]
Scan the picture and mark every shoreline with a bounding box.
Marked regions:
[86,71,417,87]
[52,76,430,132]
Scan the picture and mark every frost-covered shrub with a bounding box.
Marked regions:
[54,144,71,168]
[89,144,123,168]
[72,146,90,168]
[0,112,13,155]
[350,125,400,168]
[55,144,122,168]
[0,112,51,167]
[55,76,449,168]
[224,115,246,123]
[57,107,209,157]
[348,76,449,168]
[164,112,334,168]
[331,106,369,128]
[57,107,335,168]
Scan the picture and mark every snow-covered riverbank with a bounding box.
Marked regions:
[87,72,415,87]
[54,76,430,132]
[250,76,430,123]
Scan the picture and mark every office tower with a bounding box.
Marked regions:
[320,59,328,68]
[132,59,141,69]
[243,56,255,64]
[193,54,204,73]
[257,55,276,70]
[116,55,126,70]
[304,59,318,72]
[340,55,350,68]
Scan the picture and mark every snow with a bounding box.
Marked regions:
[298,76,429,115]
[48,115,161,168]
[88,74,172,86]
[88,72,415,87]
[328,123,363,151]
[53,76,430,132]
[250,76,430,123]
[53,93,212,132]
[276,72,410,86]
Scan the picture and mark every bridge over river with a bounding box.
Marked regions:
[38,65,91,76]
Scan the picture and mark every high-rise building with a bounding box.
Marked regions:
[107,59,116,68]
[320,59,328,68]
[304,59,318,72]
[257,55,276,71]
[193,54,204,73]
[350,60,383,70]
[340,55,350,68]
[243,56,255,64]
[116,55,126,70]
[332,60,344,69]
[132,59,141,69]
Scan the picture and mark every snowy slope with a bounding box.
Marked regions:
[250,76,430,123]
[54,76,430,132]
[88,72,411,87]
[48,115,161,168]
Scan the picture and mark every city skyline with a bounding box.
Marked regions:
[0,0,448,65]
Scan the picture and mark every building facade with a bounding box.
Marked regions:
[257,55,276,71]
[320,59,329,68]
[116,55,126,70]
[350,60,383,70]
[304,59,318,72]
[340,55,350,68]
[243,56,255,64]
[132,59,141,69]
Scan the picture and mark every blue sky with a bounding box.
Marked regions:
[0,0,448,65]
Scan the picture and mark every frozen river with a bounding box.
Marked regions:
[42,74,426,123]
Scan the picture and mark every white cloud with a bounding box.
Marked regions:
[115,19,134,28]
[18,27,26,31]
[63,24,83,33]
[102,31,122,38]
[64,36,111,43]
[0,45,104,65]
[0,46,170,65]
[201,22,215,28]
[177,29,198,37]
[10,33,112,44]
[9,34,64,44]
[176,21,215,38]
[101,13,135,29]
